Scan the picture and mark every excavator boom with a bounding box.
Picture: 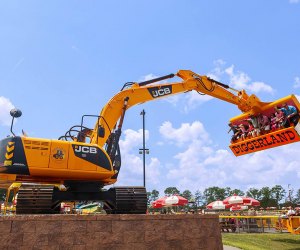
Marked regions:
[90,70,270,148]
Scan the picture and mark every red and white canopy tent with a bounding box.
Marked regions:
[243,197,260,207]
[230,205,248,211]
[152,195,188,208]
[202,194,261,211]
[152,197,165,208]
[223,194,252,205]
[206,200,230,210]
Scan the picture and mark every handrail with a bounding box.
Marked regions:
[218,215,300,234]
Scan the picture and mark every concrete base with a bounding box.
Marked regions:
[0,214,222,249]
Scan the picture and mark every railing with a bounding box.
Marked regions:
[219,215,300,234]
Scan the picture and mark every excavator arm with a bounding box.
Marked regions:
[90,70,269,148]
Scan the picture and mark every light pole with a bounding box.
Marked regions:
[288,184,292,205]
[139,109,149,187]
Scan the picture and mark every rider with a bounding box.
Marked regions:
[275,103,299,127]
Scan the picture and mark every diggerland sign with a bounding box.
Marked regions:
[229,127,300,156]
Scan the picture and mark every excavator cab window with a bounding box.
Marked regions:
[98,126,105,138]
[229,95,300,156]
[58,114,102,143]
[76,128,92,143]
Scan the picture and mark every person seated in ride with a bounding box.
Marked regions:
[275,103,299,127]
[258,113,270,134]
[287,206,296,216]
[270,113,277,131]
[274,108,285,129]
[246,115,260,137]
[239,124,248,140]
[295,208,300,216]
[280,211,288,219]
[228,123,241,143]
[245,120,254,139]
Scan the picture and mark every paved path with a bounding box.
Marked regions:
[223,245,242,250]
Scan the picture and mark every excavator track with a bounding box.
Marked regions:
[104,186,147,214]
[16,184,60,214]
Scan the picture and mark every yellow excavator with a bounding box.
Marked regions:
[0,70,299,214]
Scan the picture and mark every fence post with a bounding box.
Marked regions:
[247,218,250,233]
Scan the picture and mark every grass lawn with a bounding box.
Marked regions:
[222,233,300,250]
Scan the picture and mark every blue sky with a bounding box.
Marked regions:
[0,1,300,196]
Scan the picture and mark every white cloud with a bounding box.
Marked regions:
[223,64,274,94]
[139,73,158,82]
[225,65,250,89]
[183,92,214,113]
[159,121,211,146]
[293,77,300,88]
[71,45,79,51]
[11,58,25,73]
[289,0,300,3]
[116,120,300,194]
[0,96,15,126]
[248,81,274,93]
[158,120,300,192]
[139,73,172,85]
[182,59,275,112]
[117,128,161,186]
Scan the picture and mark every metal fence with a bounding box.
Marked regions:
[219,215,300,234]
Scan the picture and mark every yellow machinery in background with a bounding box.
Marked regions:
[0,70,299,214]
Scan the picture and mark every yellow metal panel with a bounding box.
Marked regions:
[68,143,97,171]
[22,137,51,168]
[49,141,69,169]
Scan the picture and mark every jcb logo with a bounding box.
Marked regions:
[74,146,97,154]
[148,86,172,98]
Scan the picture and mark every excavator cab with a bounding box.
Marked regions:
[229,95,300,156]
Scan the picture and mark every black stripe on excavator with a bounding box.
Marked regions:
[71,144,112,171]
[207,77,230,89]
[138,74,175,86]
[0,136,30,175]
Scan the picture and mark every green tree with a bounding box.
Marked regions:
[224,187,232,197]
[147,189,160,206]
[295,188,300,205]
[147,191,152,206]
[246,188,261,200]
[194,190,205,207]
[229,188,245,196]
[260,187,277,208]
[164,187,180,196]
[271,185,286,208]
[181,190,192,201]
[203,186,228,204]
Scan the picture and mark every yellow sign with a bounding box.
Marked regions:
[4,142,15,164]
[51,148,66,161]
[4,160,12,166]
